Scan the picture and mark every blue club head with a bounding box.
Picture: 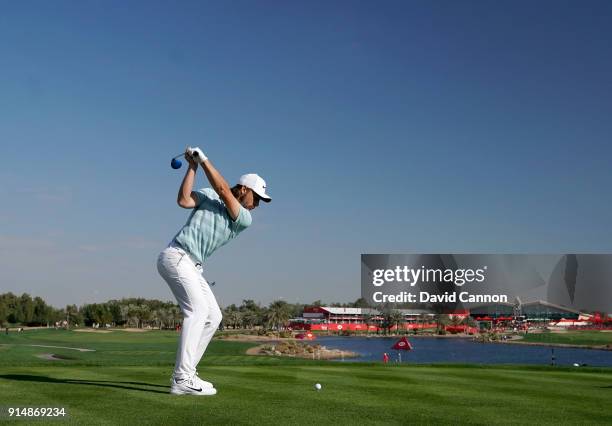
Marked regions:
[171,158,182,169]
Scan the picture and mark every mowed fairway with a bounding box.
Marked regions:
[1,330,611,425]
[521,331,612,347]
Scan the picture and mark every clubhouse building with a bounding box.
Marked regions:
[289,301,604,332]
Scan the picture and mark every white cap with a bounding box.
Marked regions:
[239,173,272,202]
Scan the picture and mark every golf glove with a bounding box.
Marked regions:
[184,146,196,163]
[187,146,208,163]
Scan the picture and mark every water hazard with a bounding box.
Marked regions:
[317,336,612,366]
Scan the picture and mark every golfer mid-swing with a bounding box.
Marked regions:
[157,147,271,396]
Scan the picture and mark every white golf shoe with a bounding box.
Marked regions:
[193,372,214,389]
[171,372,214,389]
[170,375,217,396]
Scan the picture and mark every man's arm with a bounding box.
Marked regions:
[177,153,200,209]
[200,158,241,220]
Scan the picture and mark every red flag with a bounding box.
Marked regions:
[391,336,413,351]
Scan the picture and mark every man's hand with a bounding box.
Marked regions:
[177,147,199,208]
[184,147,198,169]
[187,146,208,164]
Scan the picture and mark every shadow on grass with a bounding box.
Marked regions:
[0,374,168,394]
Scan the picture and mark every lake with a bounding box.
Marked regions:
[317,336,612,366]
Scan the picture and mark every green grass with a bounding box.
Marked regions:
[0,329,258,367]
[521,331,612,347]
[1,329,611,425]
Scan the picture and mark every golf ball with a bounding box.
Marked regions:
[314,383,322,391]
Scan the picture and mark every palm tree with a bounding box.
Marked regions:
[151,309,162,329]
[225,310,243,329]
[462,315,477,332]
[450,315,462,327]
[381,311,391,335]
[242,311,259,329]
[265,300,291,332]
[416,313,428,334]
[120,305,130,326]
[170,306,182,328]
[127,304,140,328]
[139,305,151,328]
[155,308,168,329]
[448,315,463,334]
[362,312,373,336]
[389,310,405,335]
[100,308,113,328]
[435,314,450,334]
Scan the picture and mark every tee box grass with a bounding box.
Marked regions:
[0,329,611,425]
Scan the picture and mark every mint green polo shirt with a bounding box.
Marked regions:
[173,188,252,264]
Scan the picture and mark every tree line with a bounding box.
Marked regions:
[0,292,371,330]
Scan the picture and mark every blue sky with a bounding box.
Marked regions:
[1,1,611,308]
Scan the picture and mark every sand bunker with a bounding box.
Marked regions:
[28,344,95,352]
[36,353,70,361]
[73,327,152,333]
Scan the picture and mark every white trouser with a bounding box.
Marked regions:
[157,243,222,380]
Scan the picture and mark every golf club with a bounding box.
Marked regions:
[170,153,186,169]
[170,150,204,169]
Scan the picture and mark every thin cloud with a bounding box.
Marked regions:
[14,187,73,203]
[0,235,56,252]
[78,245,101,252]
[77,238,159,253]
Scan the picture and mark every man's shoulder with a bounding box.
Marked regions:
[197,187,220,201]
[237,205,253,228]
